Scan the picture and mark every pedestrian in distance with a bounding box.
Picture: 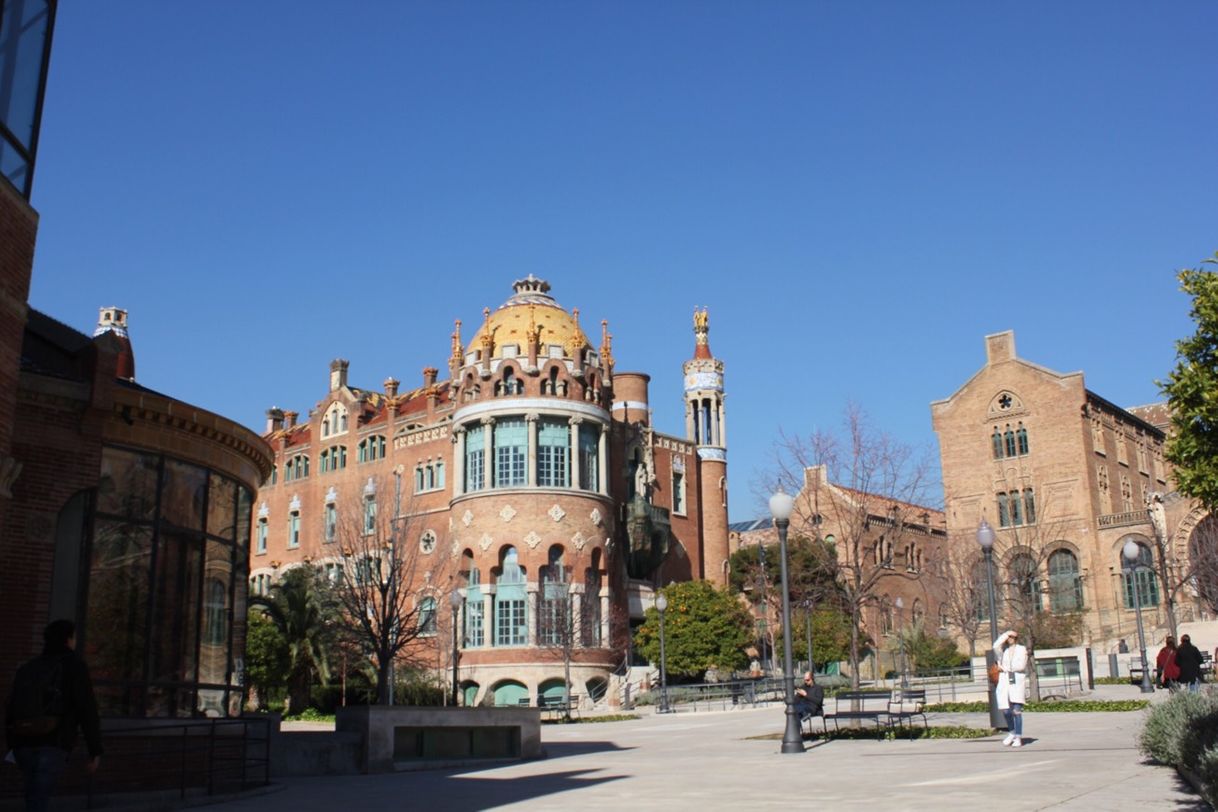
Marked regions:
[1175,634,1204,693]
[994,630,1028,748]
[1155,636,1180,690]
[4,620,103,812]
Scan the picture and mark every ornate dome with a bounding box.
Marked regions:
[468,276,590,360]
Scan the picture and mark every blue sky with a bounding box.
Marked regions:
[27,2,1218,519]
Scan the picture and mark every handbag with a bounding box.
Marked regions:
[988,663,1001,685]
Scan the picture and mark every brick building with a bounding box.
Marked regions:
[253,277,731,705]
[0,0,273,726]
[730,466,948,673]
[931,330,1213,654]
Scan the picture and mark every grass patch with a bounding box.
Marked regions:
[928,699,1148,713]
[746,725,992,742]
[284,708,336,723]
[543,714,640,725]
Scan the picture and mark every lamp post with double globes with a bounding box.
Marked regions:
[976,519,1006,729]
[770,488,805,754]
[1123,539,1155,694]
[450,589,464,706]
[655,592,670,714]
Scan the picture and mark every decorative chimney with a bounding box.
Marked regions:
[422,367,438,387]
[93,306,135,380]
[266,407,285,433]
[384,377,400,398]
[284,410,299,429]
[329,359,349,392]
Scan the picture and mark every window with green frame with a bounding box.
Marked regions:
[494,419,527,487]
[495,547,527,646]
[537,419,569,487]
[465,425,485,491]
[1122,543,1158,608]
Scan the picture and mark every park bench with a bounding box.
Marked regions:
[823,690,892,738]
[886,689,927,736]
[537,694,581,720]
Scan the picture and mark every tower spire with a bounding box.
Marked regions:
[693,307,712,359]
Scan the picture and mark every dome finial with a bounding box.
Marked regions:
[693,307,712,359]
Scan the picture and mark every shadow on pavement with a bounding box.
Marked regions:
[543,740,636,760]
[419,768,625,811]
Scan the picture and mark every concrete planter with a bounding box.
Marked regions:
[336,706,542,773]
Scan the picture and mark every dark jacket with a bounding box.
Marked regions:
[1176,641,1204,684]
[5,649,103,757]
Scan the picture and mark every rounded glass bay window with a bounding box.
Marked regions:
[86,446,253,718]
[455,407,608,496]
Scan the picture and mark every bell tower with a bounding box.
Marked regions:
[683,308,729,584]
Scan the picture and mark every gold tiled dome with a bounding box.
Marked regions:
[468,276,589,359]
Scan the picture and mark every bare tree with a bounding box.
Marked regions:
[328,474,450,705]
[766,404,939,689]
[931,533,987,657]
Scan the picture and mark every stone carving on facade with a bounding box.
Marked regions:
[590,508,602,526]
[324,486,338,504]
[548,504,566,522]
[571,531,587,552]
[1146,491,1168,546]
[479,533,494,551]
[500,504,517,523]
[462,509,474,527]
[289,494,301,512]
[257,501,269,519]
[524,530,542,550]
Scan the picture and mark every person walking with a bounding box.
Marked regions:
[1175,635,1204,693]
[1155,636,1180,690]
[4,620,103,811]
[994,630,1028,748]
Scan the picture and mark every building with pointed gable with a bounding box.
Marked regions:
[253,277,731,705]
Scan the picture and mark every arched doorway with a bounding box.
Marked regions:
[492,679,528,707]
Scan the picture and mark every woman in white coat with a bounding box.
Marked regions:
[994,630,1028,747]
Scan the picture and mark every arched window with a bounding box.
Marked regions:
[464,554,484,648]
[497,367,522,396]
[1048,549,1082,612]
[324,503,337,543]
[1122,541,1159,609]
[992,428,1003,459]
[358,435,385,463]
[418,597,437,634]
[539,546,569,646]
[1004,427,1016,457]
[1023,488,1036,524]
[911,598,924,626]
[879,595,893,635]
[1016,424,1029,455]
[972,560,1000,621]
[997,493,1010,527]
[322,403,348,438]
[465,424,485,491]
[1008,553,1039,616]
[583,552,602,647]
[495,547,528,646]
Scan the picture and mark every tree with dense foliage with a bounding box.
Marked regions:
[633,580,753,679]
[1161,256,1218,512]
[253,566,340,713]
[898,623,966,674]
[774,604,856,669]
[244,611,289,709]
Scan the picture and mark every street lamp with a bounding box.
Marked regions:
[656,592,670,714]
[1123,539,1155,694]
[895,597,909,690]
[450,589,464,706]
[804,598,814,675]
[770,488,805,754]
[976,519,1006,729]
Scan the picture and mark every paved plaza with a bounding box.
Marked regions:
[211,690,1206,812]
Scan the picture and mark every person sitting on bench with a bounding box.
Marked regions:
[794,671,824,721]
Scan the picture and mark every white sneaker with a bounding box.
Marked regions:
[1011,737,1023,748]
[1002,733,1014,746]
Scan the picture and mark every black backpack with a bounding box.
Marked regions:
[8,655,66,737]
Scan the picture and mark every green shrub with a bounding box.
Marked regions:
[1139,691,1218,766]
[928,699,1147,713]
[1180,708,1218,776]
[1194,744,1218,808]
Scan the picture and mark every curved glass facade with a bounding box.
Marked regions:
[85,446,252,717]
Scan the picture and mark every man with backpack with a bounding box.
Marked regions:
[5,620,103,811]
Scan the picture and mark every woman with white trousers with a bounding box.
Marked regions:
[994,630,1028,747]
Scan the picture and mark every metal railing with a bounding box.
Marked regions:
[639,677,788,713]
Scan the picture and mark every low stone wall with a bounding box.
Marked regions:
[271,729,362,777]
[337,706,542,773]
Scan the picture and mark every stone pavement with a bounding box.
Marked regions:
[213,690,1207,811]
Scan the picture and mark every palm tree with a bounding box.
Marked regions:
[253,566,338,714]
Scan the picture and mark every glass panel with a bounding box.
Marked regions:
[235,486,252,552]
[85,520,152,715]
[161,459,207,531]
[538,419,569,487]
[149,531,203,694]
[494,418,527,487]
[0,0,52,150]
[207,472,237,540]
[98,447,159,521]
[199,541,233,690]
[466,425,484,491]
